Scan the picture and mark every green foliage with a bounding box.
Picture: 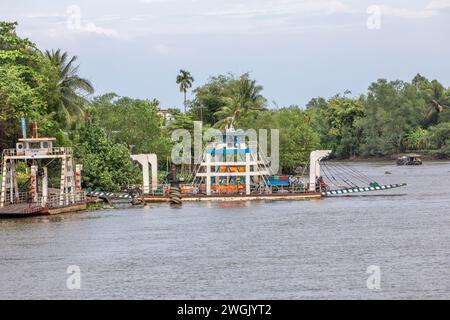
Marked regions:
[214,73,267,130]
[73,124,140,191]
[359,80,426,155]
[0,21,53,149]
[90,93,172,165]
[189,73,267,129]
[0,64,47,120]
[239,107,320,173]
[189,74,230,124]
[405,127,431,150]
[427,122,450,150]
[0,22,50,121]
[413,73,450,126]
[277,108,320,172]
[44,49,94,126]
[306,95,364,158]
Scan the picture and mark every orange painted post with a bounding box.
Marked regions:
[30,165,38,203]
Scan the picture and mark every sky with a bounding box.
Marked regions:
[1,0,450,109]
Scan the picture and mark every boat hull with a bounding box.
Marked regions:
[143,192,323,203]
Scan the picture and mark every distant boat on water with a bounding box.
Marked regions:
[397,154,422,166]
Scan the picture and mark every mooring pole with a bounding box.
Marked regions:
[75,164,83,201]
[42,166,48,206]
[30,165,38,203]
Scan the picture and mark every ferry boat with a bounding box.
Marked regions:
[125,128,407,203]
[0,125,87,217]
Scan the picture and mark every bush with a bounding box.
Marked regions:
[74,125,141,191]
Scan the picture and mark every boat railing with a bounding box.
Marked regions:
[2,190,85,208]
[2,147,73,157]
[3,192,33,205]
[46,191,86,208]
[143,179,314,197]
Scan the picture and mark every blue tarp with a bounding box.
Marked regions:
[267,178,290,186]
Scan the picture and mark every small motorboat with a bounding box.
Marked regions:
[397,154,422,166]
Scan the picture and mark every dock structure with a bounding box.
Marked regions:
[128,127,406,203]
[131,154,158,193]
[133,128,334,202]
[0,136,86,216]
[309,150,332,192]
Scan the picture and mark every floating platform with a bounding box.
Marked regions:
[322,183,407,196]
[143,192,322,203]
[0,203,48,217]
[0,203,87,218]
[1,133,88,218]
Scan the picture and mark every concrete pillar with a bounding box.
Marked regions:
[30,165,38,203]
[13,162,19,204]
[75,164,82,202]
[142,160,150,194]
[42,167,48,206]
[131,154,158,194]
[68,156,75,204]
[206,153,211,196]
[60,157,66,206]
[0,158,7,207]
[148,154,157,192]
[245,152,251,195]
[309,150,332,192]
[9,161,14,203]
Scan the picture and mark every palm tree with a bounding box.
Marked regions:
[214,73,266,130]
[176,69,194,113]
[424,80,449,117]
[413,75,449,125]
[213,95,242,130]
[45,49,94,124]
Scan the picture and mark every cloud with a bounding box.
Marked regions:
[190,0,355,18]
[24,12,66,19]
[426,0,450,10]
[12,0,450,41]
[153,44,171,55]
[80,22,121,37]
[379,0,450,19]
[135,0,358,34]
[379,5,437,19]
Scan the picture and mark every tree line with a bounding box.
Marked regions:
[1,21,449,191]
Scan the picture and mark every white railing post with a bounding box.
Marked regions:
[42,167,48,206]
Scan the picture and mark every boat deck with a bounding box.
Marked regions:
[0,203,87,217]
[0,203,48,217]
[143,192,322,203]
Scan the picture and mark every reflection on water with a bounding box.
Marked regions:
[206,200,255,209]
[1,162,450,299]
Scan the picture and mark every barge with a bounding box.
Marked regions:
[126,128,406,204]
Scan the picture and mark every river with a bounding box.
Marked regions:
[1,161,450,299]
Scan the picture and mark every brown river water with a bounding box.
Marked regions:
[1,161,450,299]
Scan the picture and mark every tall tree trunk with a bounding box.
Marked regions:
[200,105,203,123]
[183,90,187,113]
